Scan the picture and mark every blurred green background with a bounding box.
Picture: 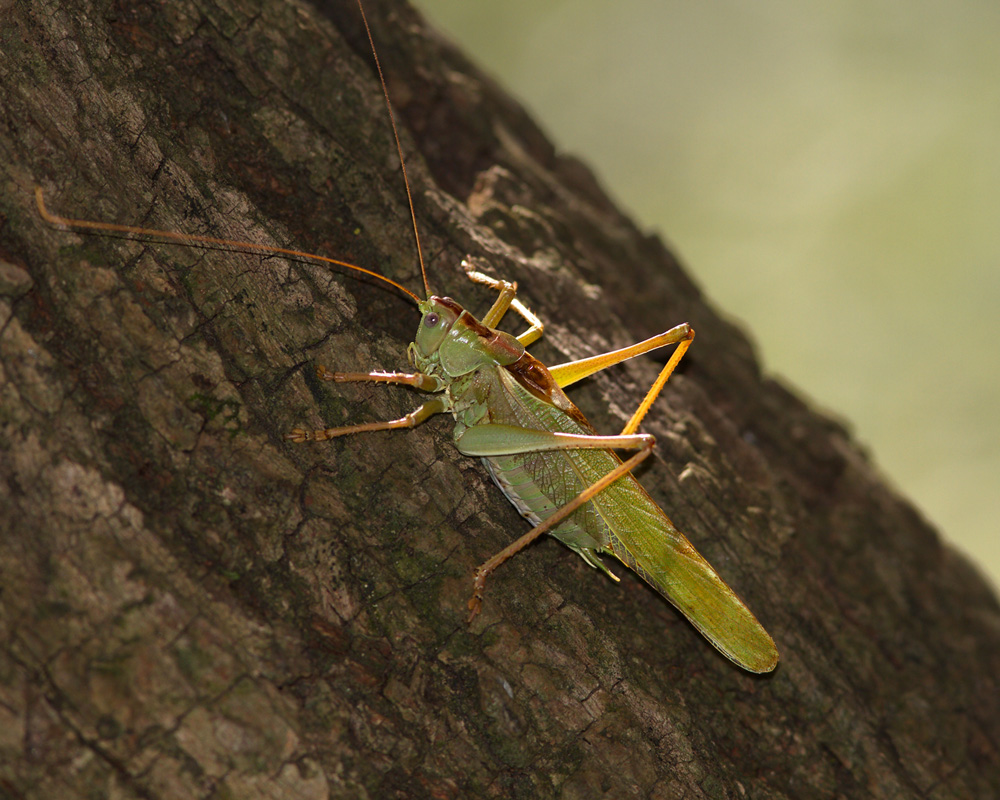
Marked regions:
[414,0,1000,589]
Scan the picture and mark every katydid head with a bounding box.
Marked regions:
[414,297,462,359]
[411,296,523,377]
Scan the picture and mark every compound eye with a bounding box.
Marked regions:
[423,312,440,328]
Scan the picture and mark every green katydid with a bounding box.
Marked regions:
[285,265,778,673]
[34,0,778,673]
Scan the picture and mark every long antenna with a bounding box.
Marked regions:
[34,187,422,304]
[355,0,430,299]
[36,5,428,305]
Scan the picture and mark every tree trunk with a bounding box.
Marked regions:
[2,0,998,797]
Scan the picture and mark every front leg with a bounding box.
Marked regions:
[286,396,447,442]
[286,365,447,442]
[315,365,443,392]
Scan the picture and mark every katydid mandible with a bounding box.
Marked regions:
[34,0,779,673]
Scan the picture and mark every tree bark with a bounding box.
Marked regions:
[2,0,998,797]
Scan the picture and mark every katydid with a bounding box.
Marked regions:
[34,0,778,673]
[285,265,779,673]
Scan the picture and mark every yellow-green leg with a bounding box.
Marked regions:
[548,324,695,434]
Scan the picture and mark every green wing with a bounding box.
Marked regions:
[600,484,779,673]
[485,355,778,673]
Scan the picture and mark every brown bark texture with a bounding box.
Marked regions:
[2,0,999,797]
